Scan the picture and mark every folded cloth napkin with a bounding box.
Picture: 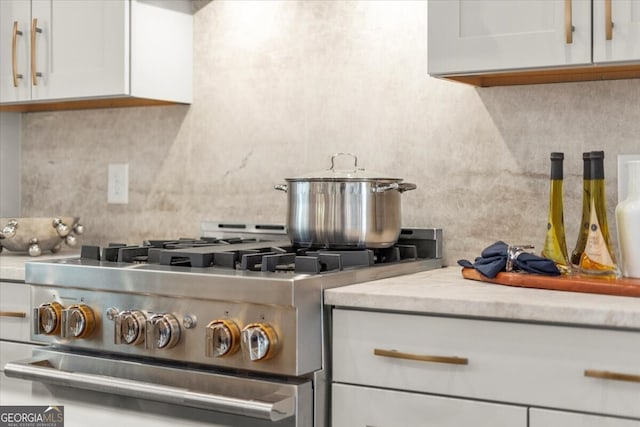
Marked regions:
[458,241,560,278]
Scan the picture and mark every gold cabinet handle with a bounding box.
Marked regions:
[373,348,468,365]
[605,0,613,40]
[564,0,574,44]
[31,18,43,86]
[11,21,24,87]
[0,311,27,318]
[585,369,640,383]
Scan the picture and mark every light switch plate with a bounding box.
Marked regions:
[108,163,129,204]
[618,154,640,204]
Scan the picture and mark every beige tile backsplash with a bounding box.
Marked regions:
[21,1,640,266]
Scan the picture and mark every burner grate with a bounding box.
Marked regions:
[241,251,277,271]
[261,253,297,272]
[306,250,375,269]
[158,247,216,268]
[212,251,237,269]
[78,236,429,275]
[295,253,343,274]
[118,247,150,263]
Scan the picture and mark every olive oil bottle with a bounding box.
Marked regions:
[571,152,591,266]
[541,152,570,271]
[579,151,619,276]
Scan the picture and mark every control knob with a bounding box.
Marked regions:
[34,302,63,335]
[114,310,147,345]
[61,304,96,339]
[145,313,181,349]
[241,323,279,361]
[205,319,240,358]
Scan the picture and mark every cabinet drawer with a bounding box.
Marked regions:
[0,281,31,342]
[332,309,640,418]
[332,383,527,427]
[530,408,640,427]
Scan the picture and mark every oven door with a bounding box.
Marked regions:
[3,347,312,427]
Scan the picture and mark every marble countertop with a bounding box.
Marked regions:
[325,267,640,330]
[0,250,80,282]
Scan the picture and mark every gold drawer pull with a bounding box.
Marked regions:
[0,311,27,318]
[605,0,613,40]
[373,348,468,365]
[564,0,573,44]
[11,21,23,87]
[584,369,640,383]
[31,18,43,85]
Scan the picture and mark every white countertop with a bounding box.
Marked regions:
[0,249,80,282]
[325,267,640,330]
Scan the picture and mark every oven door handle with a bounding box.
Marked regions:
[3,356,295,422]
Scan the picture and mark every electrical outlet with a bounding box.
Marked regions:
[618,154,640,204]
[108,163,129,204]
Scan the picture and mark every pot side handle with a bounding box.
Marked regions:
[372,183,417,193]
[274,184,288,193]
[398,183,417,193]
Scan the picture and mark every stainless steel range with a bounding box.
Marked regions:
[4,222,442,427]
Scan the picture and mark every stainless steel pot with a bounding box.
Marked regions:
[274,153,416,249]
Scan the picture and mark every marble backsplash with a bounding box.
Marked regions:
[20,1,640,266]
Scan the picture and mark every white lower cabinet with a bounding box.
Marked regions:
[331,308,640,426]
[0,281,32,342]
[530,409,640,427]
[332,383,526,427]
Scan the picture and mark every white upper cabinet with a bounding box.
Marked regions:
[29,0,127,101]
[428,0,640,86]
[0,0,192,108]
[0,0,30,102]
[593,0,640,63]
[428,0,591,75]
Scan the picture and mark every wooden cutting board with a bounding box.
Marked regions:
[461,267,640,298]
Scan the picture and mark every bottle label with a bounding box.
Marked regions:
[583,199,615,267]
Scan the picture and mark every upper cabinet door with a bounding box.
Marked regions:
[428,0,592,75]
[0,1,31,103]
[593,0,640,63]
[30,0,127,101]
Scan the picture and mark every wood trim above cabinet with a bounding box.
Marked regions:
[436,63,640,87]
[0,97,184,113]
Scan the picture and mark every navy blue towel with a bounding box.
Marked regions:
[458,241,560,279]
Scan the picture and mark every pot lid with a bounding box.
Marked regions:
[286,153,402,181]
